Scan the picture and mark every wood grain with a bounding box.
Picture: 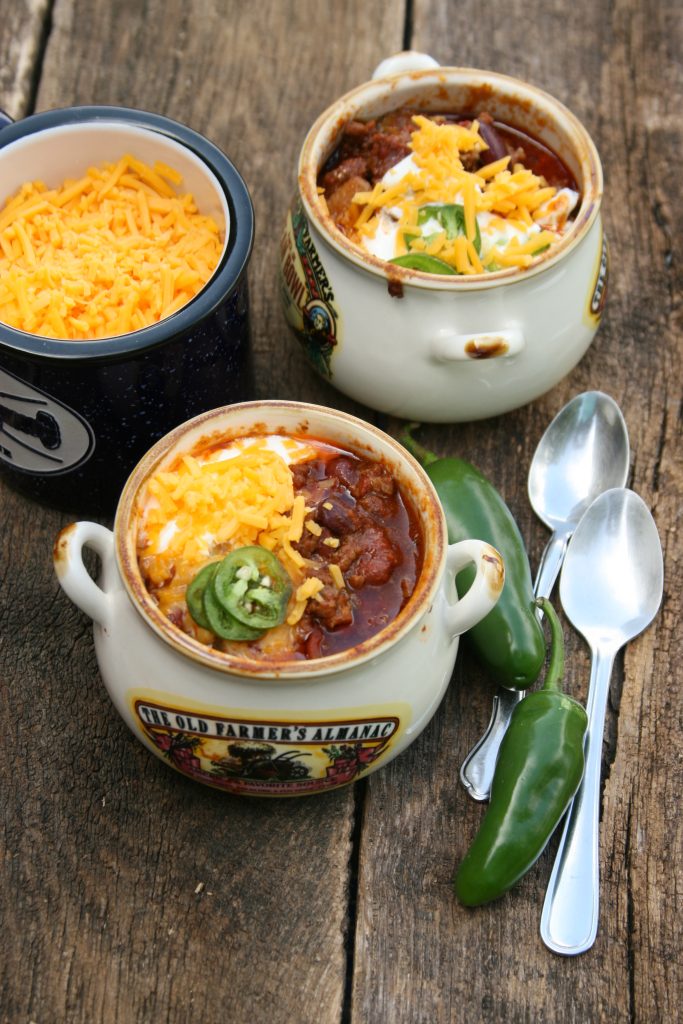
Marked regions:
[0,0,680,1021]
[351,1,683,1022]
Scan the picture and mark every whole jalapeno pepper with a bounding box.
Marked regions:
[454,597,588,906]
[402,428,545,688]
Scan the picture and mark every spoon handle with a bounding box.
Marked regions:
[540,644,617,954]
[459,530,570,801]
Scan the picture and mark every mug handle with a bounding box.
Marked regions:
[443,539,504,638]
[53,521,117,627]
[0,109,14,130]
[372,51,440,79]
[430,327,525,362]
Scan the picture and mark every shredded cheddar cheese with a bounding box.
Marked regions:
[352,115,570,274]
[139,436,339,631]
[0,154,223,339]
[329,564,345,589]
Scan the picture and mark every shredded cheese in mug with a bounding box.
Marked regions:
[352,115,579,273]
[0,154,224,339]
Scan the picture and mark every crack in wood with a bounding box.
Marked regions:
[342,778,366,1024]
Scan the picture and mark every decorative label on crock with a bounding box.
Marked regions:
[0,367,94,474]
[132,696,405,795]
[587,232,609,323]
[279,199,340,378]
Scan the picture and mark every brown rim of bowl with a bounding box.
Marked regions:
[299,65,603,291]
[114,400,447,680]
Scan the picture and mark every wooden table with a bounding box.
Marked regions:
[1,2,680,1021]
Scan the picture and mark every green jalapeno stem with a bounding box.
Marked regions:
[402,425,440,466]
[537,596,563,691]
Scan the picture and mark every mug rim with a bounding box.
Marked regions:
[0,105,254,359]
[114,400,448,680]
[299,65,603,292]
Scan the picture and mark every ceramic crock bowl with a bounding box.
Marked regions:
[0,106,253,514]
[280,52,606,422]
[53,400,504,797]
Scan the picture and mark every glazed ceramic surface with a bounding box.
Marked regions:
[0,107,253,513]
[54,401,504,797]
[280,55,606,422]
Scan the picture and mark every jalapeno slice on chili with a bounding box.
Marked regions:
[185,562,219,631]
[212,546,292,630]
[389,253,456,274]
[202,580,265,641]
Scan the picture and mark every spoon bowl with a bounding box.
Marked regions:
[460,392,630,801]
[528,391,631,536]
[560,489,663,646]
[540,488,664,954]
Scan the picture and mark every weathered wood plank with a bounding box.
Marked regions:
[0,0,51,119]
[0,0,680,1022]
[0,2,405,1023]
[351,0,682,1021]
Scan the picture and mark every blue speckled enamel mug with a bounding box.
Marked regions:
[0,106,253,514]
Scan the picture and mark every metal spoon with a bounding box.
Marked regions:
[541,488,664,954]
[460,392,630,801]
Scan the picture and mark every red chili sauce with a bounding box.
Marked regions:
[289,447,422,659]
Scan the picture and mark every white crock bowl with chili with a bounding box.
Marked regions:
[53,400,503,797]
[280,53,606,422]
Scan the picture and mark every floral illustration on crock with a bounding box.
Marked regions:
[279,199,339,378]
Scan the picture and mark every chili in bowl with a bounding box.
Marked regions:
[54,400,504,797]
[280,53,606,422]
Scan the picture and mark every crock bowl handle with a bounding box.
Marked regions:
[372,51,440,79]
[431,328,526,362]
[53,521,117,627]
[443,539,504,638]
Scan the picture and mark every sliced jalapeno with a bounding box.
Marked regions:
[417,203,482,253]
[185,562,219,630]
[212,546,292,630]
[202,582,265,641]
[389,253,456,275]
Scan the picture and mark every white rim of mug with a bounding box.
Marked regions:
[0,106,254,358]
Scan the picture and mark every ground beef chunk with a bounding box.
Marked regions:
[325,175,371,233]
[319,156,369,193]
[290,459,323,490]
[320,111,417,225]
[358,492,398,519]
[365,133,411,181]
[333,525,400,588]
[343,118,373,138]
[327,456,396,500]
[308,584,353,630]
[293,524,324,560]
